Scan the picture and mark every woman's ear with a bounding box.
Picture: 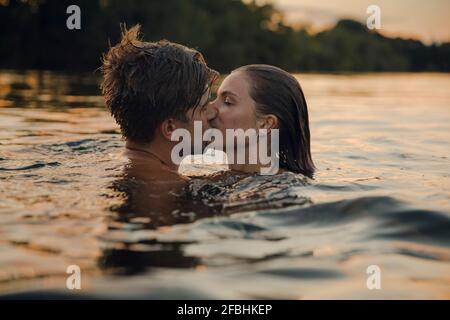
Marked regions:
[258,114,278,130]
[160,119,177,141]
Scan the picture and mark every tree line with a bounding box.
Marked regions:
[0,0,448,72]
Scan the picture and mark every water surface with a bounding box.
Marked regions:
[0,70,449,299]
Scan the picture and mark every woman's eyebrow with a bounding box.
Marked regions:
[220,90,238,98]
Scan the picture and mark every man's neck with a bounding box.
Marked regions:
[125,140,179,172]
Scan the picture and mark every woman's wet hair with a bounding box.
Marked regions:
[101,24,218,143]
[234,64,315,177]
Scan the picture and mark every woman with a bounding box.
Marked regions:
[187,65,315,213]
[207,64,315,178]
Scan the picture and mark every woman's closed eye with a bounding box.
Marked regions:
[224,96,234,106]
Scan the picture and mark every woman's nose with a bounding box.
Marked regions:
[205,101,218,121]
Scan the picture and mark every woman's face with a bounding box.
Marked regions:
[208,71,260,135]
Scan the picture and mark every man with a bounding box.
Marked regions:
[101,25,218,224]
[101,24,218,183]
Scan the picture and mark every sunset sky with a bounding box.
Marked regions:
[256,0,450,44]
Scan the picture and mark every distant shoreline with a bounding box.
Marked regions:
[0,0,448,73]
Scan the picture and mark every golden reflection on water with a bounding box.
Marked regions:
[0,70,104,109]
[0,70,449,298]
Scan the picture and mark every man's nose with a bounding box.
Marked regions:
[205,101,218,121]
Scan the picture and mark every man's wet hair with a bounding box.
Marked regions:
[101,24,218,143]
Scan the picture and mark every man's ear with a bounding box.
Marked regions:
[258,114,278,130]
[160,119,177,141]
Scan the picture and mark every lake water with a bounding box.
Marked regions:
[0,70,449,299]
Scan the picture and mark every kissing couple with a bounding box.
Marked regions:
[101,25,315,218]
